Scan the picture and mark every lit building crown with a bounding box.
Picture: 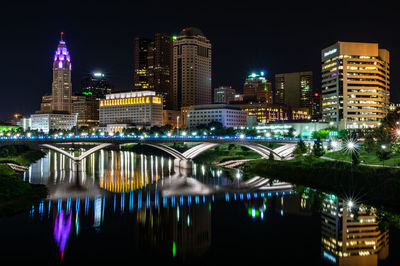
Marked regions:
[54,32,71,70]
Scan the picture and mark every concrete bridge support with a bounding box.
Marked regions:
[71,160,82,172]
[174,159,193,176]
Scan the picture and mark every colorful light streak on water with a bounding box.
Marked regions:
[53,209,72,261]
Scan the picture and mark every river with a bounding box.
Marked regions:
[0,150,399,265]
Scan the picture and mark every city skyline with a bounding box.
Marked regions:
[0,1,398,120]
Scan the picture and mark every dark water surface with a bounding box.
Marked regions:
[0,150,399,265]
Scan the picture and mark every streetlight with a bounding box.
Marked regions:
[176,116,180,135]
[380,144,387,167]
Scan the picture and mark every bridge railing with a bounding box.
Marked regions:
[0,134,331,143]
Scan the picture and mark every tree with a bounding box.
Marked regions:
[268,152,274,161]
[351,151,360,165]
[376,145,391,167]
[297,140,307,154]
[228,144,237,156]
[313,138,325,157]
[363,133,376,153]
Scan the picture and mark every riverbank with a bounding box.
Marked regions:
[324,149,400,167]
[241,156,400,212]
[0,146,48,216]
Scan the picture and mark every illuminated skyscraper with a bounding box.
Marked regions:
[134,37,154,90]
[321,42,390,129]
[243,72,273,103]
[134,33,173,109]
[51,32,72,113]
[274,71,313,110]
[173,27,212,110]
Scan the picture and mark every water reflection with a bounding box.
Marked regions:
[321,193,389,265]
[53,209,72,261]
[20,150,394,265]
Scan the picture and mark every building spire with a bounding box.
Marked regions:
[60,31,64,41]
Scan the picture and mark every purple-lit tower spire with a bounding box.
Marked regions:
[51,32,72,113]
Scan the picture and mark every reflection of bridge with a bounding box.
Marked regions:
[0,135,314,169]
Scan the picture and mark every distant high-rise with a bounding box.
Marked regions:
[134,33,173,109]
[243,72,273,104]
[51,32,72,113]
[81,72,113,99]
[214,86,236,104]
[274,71,313,110]
[173,27,212,110]
[311,92,322,119]
[321,42,390,129]
[134,37,154,90]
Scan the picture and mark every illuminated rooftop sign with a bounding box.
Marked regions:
[324,48,337,57]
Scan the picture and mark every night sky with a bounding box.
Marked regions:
[0,1,398,121]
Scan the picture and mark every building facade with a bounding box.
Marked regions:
[30,113,77,134]
[51,33,72,113]
[99,91,163,128]
[162,110,181,127]
[243,72,273,103]
[213,86,235,104]
[321,42,390,129]
[72,94,99,128]
[187,104,247,128]
[134,33,173,109]
[274,71,313,110]
[173,27,212,110]
[238,103,309,124]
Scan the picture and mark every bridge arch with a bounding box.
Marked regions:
[183,142,282,160]
[40,143,113,161]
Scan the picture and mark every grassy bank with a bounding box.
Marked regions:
[193,144,261,164]
[0,146,47,216]
[0,148,46,166]
[242,156,400,211]
[324,149,400,167]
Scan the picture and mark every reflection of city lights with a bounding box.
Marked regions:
[53,210,72,261]
[172,241,176,257]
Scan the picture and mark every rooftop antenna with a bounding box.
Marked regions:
[60,31,64,41]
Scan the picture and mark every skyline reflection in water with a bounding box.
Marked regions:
[1,150,397,265]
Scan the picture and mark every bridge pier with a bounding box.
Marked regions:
[174,158,193,169]
[71,160,82,172]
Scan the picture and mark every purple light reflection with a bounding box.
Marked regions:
[58,62,63,69]
[53,209,72,262]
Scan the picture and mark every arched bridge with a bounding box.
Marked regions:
[0,134,325,169]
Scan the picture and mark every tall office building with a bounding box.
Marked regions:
[134,37,154,90]
[321,194,389,265]
[214,86,236,104]
[134,33,173,109]
[81,72,113,99]
[154,33,173,109]
[72,94,99,128]
[51,32,72,113]
[173,27,212,110]
[274,71,313,110]
[321,42,390,129]
[243,72,273,104]
[311,92,322,119]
